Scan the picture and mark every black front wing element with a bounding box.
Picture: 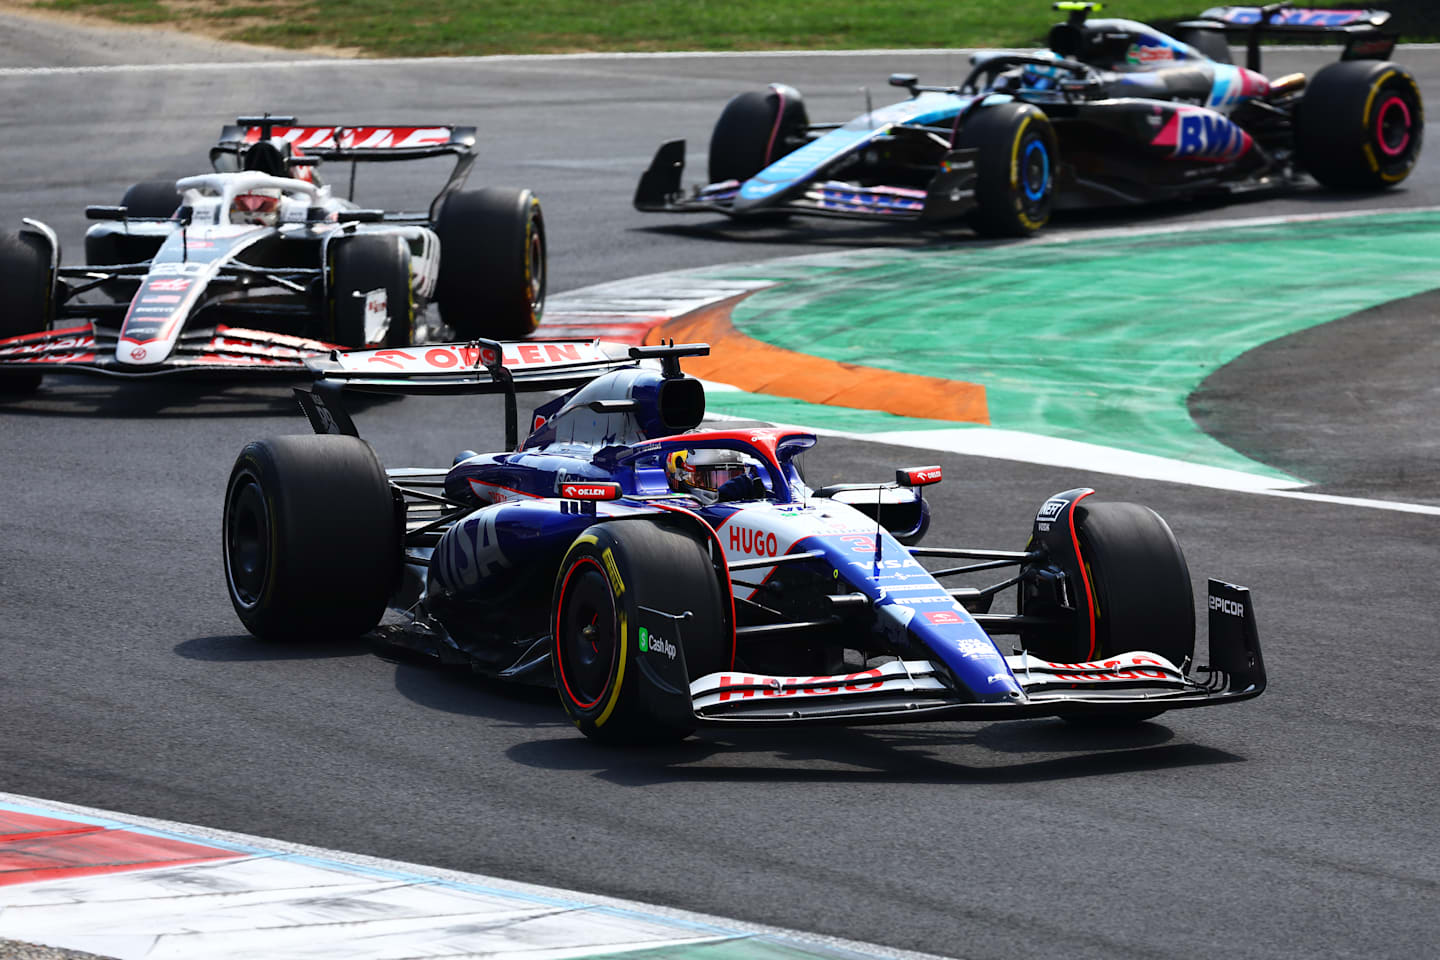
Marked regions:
[635,139,981,224]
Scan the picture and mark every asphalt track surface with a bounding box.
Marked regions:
[1,23,1438,960]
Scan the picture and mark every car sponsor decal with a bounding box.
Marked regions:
[1150,106,1253,161]
[341,340,608,373]
[1206,65,1271,110]
[1005,652,1183,685]
[242,125,454,150]
[432,510,510,592]
[691,659,948,709]
[637,626,675,660]
[1209,7,1373,27]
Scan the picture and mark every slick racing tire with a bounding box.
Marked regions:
[0,230,57,396]
[953,102,1058,238]
[552,519,730,745]
[708,85,810,184]
[328,234,414,348]
[434,187,545,340]
[121,179,183,218]
[224,435,400,642]
[1298,60,1424,190]
[86,180,182,298]
[1065,501,1195,726]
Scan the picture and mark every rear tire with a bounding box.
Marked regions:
[122,179,182,218]
[223,435,400,642]
[1063,501,1195,725]
[708,86,810,184]
[329,235,414,348]
[0,230,56,395]
[1299,60,1424,189]
[552,520,729,744]
[953,102,1058,238]
[435,187,545,340]
[86,180,182,298]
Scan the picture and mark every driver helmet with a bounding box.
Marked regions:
[1021,50,1062,91]
[666,448,755,503]
[230,188,282,226]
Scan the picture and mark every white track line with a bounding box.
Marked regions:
[548,206,1440,516]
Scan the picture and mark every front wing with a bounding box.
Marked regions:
[0,323,341,380]
[689,579,1265,725]
[635,139,980,224]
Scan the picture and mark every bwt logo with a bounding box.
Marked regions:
[1175,113,1249,160]
[1209,595,1245,617]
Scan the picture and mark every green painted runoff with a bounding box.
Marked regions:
[712,212,1440,481]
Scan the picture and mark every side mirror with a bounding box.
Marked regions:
[85,205,127,221]
[336,209,385,223]
[888,73,919,92]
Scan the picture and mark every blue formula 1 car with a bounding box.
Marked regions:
[635,3,1423,237]
[222,340,1265,744]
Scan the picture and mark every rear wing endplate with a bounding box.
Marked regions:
[1184,6,1398,70]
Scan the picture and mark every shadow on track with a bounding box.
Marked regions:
[174,634,374,662]
[503,723,1240,786]
[633,182,1392,250]
[372,640,1241,780]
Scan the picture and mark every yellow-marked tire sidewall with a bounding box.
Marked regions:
[1365,70,1424,184]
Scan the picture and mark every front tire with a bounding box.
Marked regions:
[223,435,400,642]
[953,102,1058,238]
[1064,501,1195,725]
[434,187,545,340]
[708,85,810,184]
[0,230,56,396]
[552,520,729,744]
[1299,60,1424,190]
[329,235,414,348]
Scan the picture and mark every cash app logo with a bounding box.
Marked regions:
[639,627,649,652]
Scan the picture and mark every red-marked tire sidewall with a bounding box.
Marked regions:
[1299,61,1424,190]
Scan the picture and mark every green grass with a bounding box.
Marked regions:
[39,0,1208,56]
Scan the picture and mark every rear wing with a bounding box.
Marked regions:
[213,115,480,215]
[298,339,709,450]
[216,118,477,161]
[1182,6,1398,69]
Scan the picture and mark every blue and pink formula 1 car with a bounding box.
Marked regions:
[222,339,1265,744]
[636,3,1423,237]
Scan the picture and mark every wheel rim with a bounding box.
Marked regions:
[1021,137,1051,204]
[225,476,269,609]
[1375,94,1413,159]
[527,213,546,319]
[555,558,618,709]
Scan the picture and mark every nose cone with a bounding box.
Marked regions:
[733,176,791,213]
